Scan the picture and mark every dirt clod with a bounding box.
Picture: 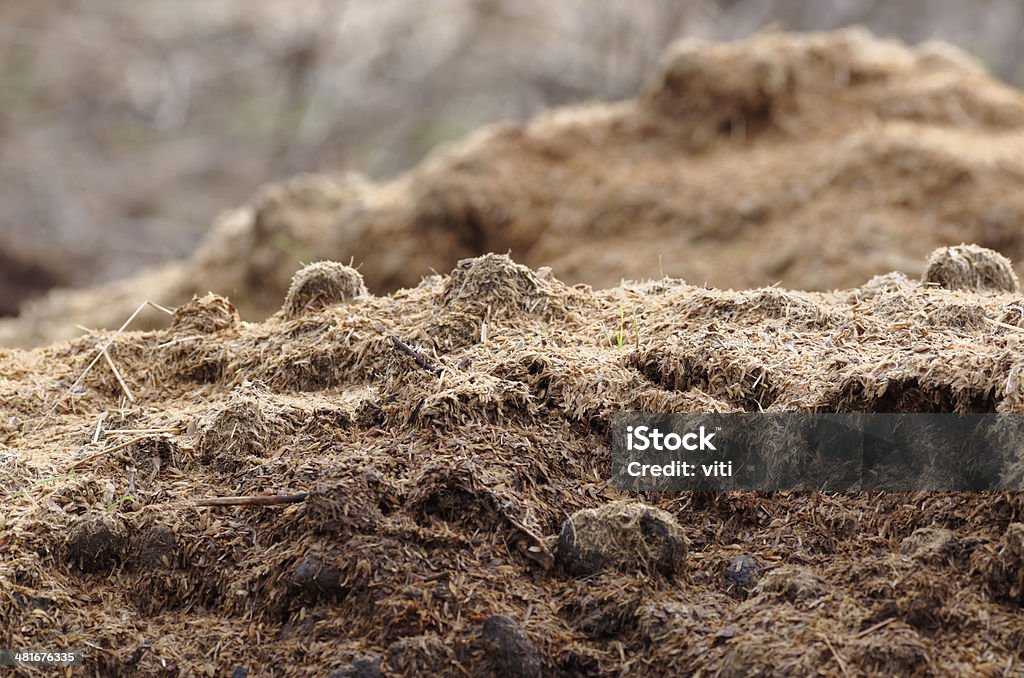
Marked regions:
[64,512,129,573]
[440,254,553,315]
[922,244,1019,292]
[195,387,275,471]
[291,556,343,599]
[557,501,687,577]
[724,553,762,596]
[330,655,383,678]
[134,524,177,569]
[481,615,544,678]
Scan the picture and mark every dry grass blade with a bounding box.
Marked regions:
[101,346,135,402]
[69,435,151,470]
[42,300,173,420]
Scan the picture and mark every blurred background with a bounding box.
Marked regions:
[3,0,1024,315]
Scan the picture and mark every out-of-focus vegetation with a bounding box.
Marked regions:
[2,0,1022,286]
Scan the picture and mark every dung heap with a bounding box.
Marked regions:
[7,27,1024,347]
[2,250,1023,675]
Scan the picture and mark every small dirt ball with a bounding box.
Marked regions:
[135,524,177,569]
[481,615,543,678]
[65,512,128,573]
[283,261,368,319]
[292,555,343,598]
[557,500,687,577]
[328,655,382,678]
[170,293,240,334]
[724,553,761,596]
[922,244,1019,293]
[196,391,273,471]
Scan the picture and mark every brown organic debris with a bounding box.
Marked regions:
[4,27,1024,676]
[922,244,1020,293]
[557,500,688,577]
[282,261,368,319]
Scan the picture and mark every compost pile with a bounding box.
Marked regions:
[6,27,1024,348]
[2,247,1024,676]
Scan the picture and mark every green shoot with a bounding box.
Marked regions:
[616,305,625,349]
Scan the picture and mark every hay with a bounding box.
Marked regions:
[923,244,1020,292]
[899,527,960,564]
[282,261,369,319]
[170,293,240,334]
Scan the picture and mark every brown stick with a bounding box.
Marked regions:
[389,336,439,373]
[194,493,309,507]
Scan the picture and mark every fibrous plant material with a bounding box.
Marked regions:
[899,527,961,564]
[4,251,1024,675]
[556,500,688,577]
[169,293,240,334]
[282,261,368,319]
[922,244,1020,293]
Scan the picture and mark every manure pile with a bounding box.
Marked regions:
[8,27,1024,348]
[2,250,1024,675]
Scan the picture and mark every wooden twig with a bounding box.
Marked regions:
[194,493,309,507]
[389,336,438,373]
[155,335,203,349]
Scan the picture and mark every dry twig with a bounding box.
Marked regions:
[194,493,309,507]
